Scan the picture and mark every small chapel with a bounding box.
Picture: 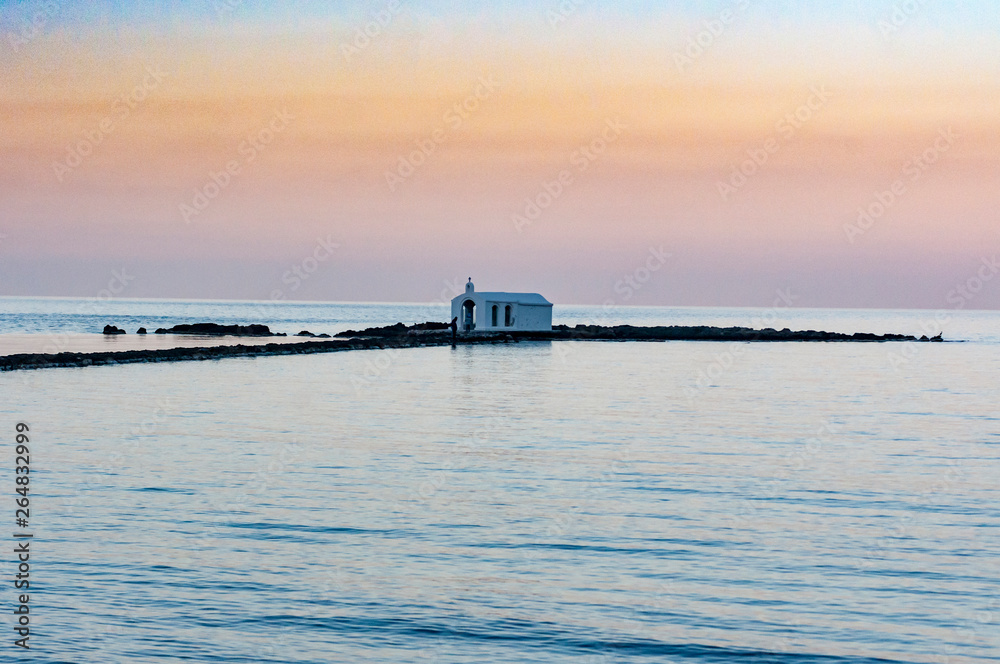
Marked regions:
[450,279,553,333]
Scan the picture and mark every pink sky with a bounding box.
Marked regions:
[1,4,999,308]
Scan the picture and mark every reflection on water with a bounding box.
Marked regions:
[0,333,317,356]
[3,330,998,663]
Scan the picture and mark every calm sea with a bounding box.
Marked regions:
[1,297,998,663]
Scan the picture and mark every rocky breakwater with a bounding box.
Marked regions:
[526,324,942,343]
[1,321,942,372]
[0,321,461,372]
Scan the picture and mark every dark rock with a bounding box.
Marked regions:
[411,321,450,331]
[154,328,167,334]
[317,333,331,338]
[296,331,316,337]
[155,323,274,336]
[336,322,409,338]
[137,327,147,334]
[103,325,125,335]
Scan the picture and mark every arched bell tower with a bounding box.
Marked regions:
[461,278,476,331]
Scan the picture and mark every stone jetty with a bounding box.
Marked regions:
[0,321,941,372]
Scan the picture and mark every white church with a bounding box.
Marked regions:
[451,279,553,333]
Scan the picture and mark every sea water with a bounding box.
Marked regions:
[0,298,997,663]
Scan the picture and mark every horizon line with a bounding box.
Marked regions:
[0,294,998,315]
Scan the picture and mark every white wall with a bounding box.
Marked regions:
[516,304,552,331]
[451,296,552,332]
[483,301,551,331]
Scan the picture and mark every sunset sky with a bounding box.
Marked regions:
[1,1,998,308]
